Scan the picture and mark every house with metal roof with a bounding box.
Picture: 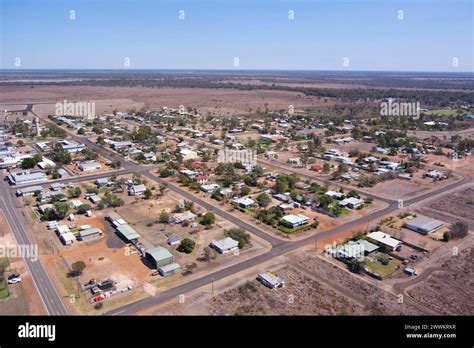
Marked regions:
[129,184,146,196]
[167,235,182,246]
[172,211,197,224]
[211,237,239,254]
[325,190,345,200]
[158,263,181,277]
[78,228,102,241]
[79,161,101,172]
[404,215,444,235]
[339,197,364,209]
[257,272,285,289]
[232,197,255,209]
[106,212,122,223]
[7,171,48,185]
[332,240,379,260]
[366,231,402,251]
[280,214,310,229]
[16,185,43,196]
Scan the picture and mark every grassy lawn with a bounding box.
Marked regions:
[364,252,401,277]
[425,109,465,116]
[276,222,312,234]
[0,280,9,299]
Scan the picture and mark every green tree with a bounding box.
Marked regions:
[225,228,251,248]
[200,212,215,226]
[448,221,469,239]
[53,202,70,219]
[53,149,72,165]
[81,148,99,160]
[177,238,196,254]
[71,261,86,275]
[21,157,39,169]
[159,210,170,223]
[256,192,271,207]
[144,188,152,199]
[202,246,217,261]
[76,204,91,214]
[239,186,251,197]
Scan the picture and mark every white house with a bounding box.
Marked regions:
[211,237,239,254]
[339,197,364,209]
[200,184,219,193]
[366,231,402,251]
[129,184,146,196]
[79,161,101,172]
[232,197,255,209]
[280,214,310,228]
[172,211,197,224]
[325,190,345,200]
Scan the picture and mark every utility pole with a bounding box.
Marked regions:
[211,277,214,295]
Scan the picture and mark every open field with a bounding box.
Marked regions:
[426,186,474,228]
[1,85,338,117]
[405,247,474,315]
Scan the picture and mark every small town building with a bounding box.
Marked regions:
[172,211,197,224]
[200,184,219,193]
[232,197,255,209]
[366,231,402,251]
[115,224,141,242]
[146,247,174,269]
[78,228,102,241]
[79,161,101,172]
[280,214,310,228]
[158,262,181,277]
[404,216,444,235]
[339,197,364,209]
[129,184,146,196]
[16,185,43,197]
[167,235,182,246]
[7,171,48,185]
[211,237,239,254]
[257,272,285,289]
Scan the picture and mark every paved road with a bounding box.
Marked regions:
[0,178,69,315]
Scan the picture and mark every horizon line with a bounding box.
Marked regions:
[0,68,473,74]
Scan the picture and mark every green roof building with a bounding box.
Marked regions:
[146,247,174,269]
[116,224,141,242]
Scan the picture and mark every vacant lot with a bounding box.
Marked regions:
[428,186,474,228]
[207,265,367,315]
[406,247,474,315]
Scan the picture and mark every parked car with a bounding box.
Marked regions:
[8,273,20,280]
[8,276,21,284]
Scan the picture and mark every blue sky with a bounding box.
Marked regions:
[0,0,472,71]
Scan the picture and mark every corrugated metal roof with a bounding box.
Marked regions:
[116,224,140,241]
[147,247,173,262]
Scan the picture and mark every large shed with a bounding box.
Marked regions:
[146,247,174,269]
